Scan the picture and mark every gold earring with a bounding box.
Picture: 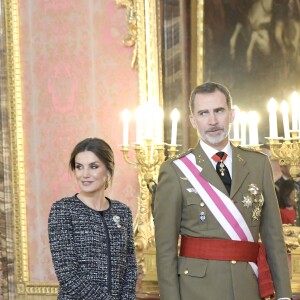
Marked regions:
[104,178,109,190]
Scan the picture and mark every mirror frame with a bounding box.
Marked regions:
[4,0,60,295]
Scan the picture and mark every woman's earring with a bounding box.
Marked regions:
[104,178,109,190]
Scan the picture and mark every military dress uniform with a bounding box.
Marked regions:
[153,143,292,300]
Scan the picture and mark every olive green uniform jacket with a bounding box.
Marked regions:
[153,143,292,300]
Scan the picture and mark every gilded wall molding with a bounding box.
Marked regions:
[5,0,30,290]
[117,0,162,107]
[196,0,204,85]
[4,0,59,296]
[117,0,163,292]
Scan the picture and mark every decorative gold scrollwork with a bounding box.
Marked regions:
[116,0,138,68]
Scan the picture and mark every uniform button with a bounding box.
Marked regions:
[231,260,236,264]
[184,269,189,274]
[200,202,205,207]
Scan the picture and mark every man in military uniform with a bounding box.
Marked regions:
[153,82,292,300]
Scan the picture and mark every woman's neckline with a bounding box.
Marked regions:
[75,193,111,212]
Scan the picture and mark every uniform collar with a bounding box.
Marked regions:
[200,140,232,160]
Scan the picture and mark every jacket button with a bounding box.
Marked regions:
[231,260,236,264]
[184,269,189,274]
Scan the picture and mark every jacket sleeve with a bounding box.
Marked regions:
[121,207,137,300]
[153,161,182,300]
[48,201,112,300]
[259,158,292,299]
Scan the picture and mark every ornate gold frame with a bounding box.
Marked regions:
[5,0,35,295]
[5,0,59,295]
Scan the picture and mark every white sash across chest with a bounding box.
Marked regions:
[173,153,258,275]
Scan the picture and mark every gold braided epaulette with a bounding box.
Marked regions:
[169,148,193,161]
[237,145,264,155]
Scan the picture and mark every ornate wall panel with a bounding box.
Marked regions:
[2,0,140,297]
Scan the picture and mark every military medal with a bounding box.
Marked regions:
[199,211,206,222]
[242,195,253,208]
[219,161,226,176]
[212,152,228,176]
[242,184,264,221]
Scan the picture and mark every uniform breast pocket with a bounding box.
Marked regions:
[184,196,219,231]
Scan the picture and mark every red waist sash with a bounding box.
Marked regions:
[180,236,274,299]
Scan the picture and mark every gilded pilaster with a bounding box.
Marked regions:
[5,0,29,295]
[196,0,204,85]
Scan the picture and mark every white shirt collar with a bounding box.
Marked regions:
[200,140,232,159]
[199,140,233,176]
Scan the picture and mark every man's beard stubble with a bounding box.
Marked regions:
[200,126,230,146]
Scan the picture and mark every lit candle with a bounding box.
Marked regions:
[233,105,240,140]
[248,111,259,145]
[291,91,299,131]
[144,103,154,139]
[281,100,290,139]
[267,98,278,138]
[121,109,130,146]
[298,102,300,136]
[134,106,143,144]
[171,108,180,145]
[155,106,164,144]
[240,111,247,146]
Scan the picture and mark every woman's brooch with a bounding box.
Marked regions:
[113,215,121,228]
[242,184,264,220]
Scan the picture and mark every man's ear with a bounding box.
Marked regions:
[189,114,197,129]
[230,108,235,124]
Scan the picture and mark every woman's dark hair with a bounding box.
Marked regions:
[278,179,295,208]
[69,138,115,177]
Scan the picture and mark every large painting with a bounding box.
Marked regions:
[203,0,300,141]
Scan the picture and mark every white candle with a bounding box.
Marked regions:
[121,109,130,146]
[281,100,290,139]
[134,106,143,144]
[240,111,247,146]
[248,111,259,145]
[144,103,154,139]
[233,105,240,140]
[171,108,180,145]
[267,98,278,138]
[298,103,300,136]
[291,91,299,131]
[155,106,164,144]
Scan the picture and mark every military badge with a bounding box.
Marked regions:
[242,195,253,208]
[242,184,264,221]
[187,188,198,194]
[199,212,206,222]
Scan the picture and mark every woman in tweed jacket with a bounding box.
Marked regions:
[48,138,137,300]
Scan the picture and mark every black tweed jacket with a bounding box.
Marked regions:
[48,195,137,300]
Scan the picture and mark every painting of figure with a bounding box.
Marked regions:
[204,0,300,140]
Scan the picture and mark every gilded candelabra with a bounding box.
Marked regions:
[267,131,300,179]
[121,140,178,294]
[267,131,300,227]
[265,131,300,292]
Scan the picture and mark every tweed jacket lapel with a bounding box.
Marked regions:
[191,143,229,195]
